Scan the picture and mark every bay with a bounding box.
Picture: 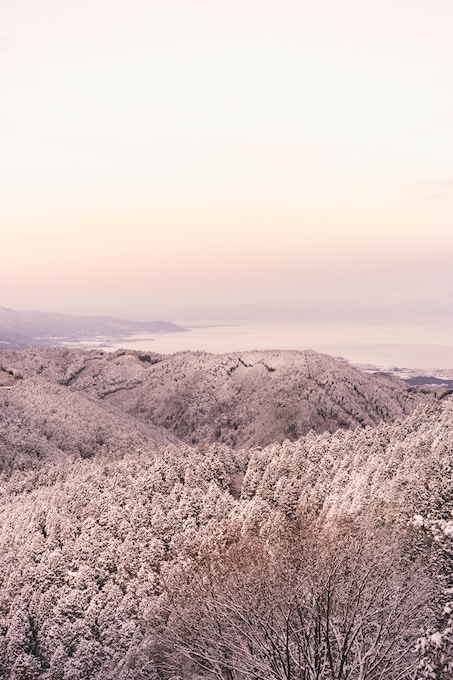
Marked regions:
[105,320,453,370]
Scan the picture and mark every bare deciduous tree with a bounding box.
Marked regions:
[162,524,435,680]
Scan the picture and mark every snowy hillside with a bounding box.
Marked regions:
[1,347,444,448]
[0,346,451,678]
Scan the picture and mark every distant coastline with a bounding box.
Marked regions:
[102,320,453,372]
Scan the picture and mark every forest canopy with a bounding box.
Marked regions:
[0,348,451,678]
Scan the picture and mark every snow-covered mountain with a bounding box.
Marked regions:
[0,345,451,678]
[0,376,178,475]
[1,346,445,448]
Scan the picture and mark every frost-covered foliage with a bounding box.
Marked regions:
[0,348,451,678]
[162,525,434,680]
[0,377,177,476]
[411,514,453,679]
[1,347,442,448]
[0,444,242,679]
[241,399,453,523]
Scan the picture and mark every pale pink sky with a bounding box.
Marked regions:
[1,0,452,319]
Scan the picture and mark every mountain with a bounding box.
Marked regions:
[0,376,178,476]
[0,345,451,677]
[0,306,186,349]
[0,346,444,448]
[0,392,451,678]
[102,349,444,447]
[405,375,453,387]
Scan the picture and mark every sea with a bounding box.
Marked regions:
[102,320,453,372]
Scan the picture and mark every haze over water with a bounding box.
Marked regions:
[107,320,453,370]
[2,2,452,350]
[2,1,453,324]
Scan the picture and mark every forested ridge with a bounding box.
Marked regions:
[0,348,451,679]
[0,347,444,448]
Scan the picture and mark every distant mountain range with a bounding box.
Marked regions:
[0,306,187,349]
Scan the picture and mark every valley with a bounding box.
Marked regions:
[0,345,451,679]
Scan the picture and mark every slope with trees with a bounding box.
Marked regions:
[0,390,451,678]
[1,347,443,448]
[0,376,178,476]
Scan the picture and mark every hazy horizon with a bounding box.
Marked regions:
[2,1,452,322]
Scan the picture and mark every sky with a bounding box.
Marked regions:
[1,0,452,321]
